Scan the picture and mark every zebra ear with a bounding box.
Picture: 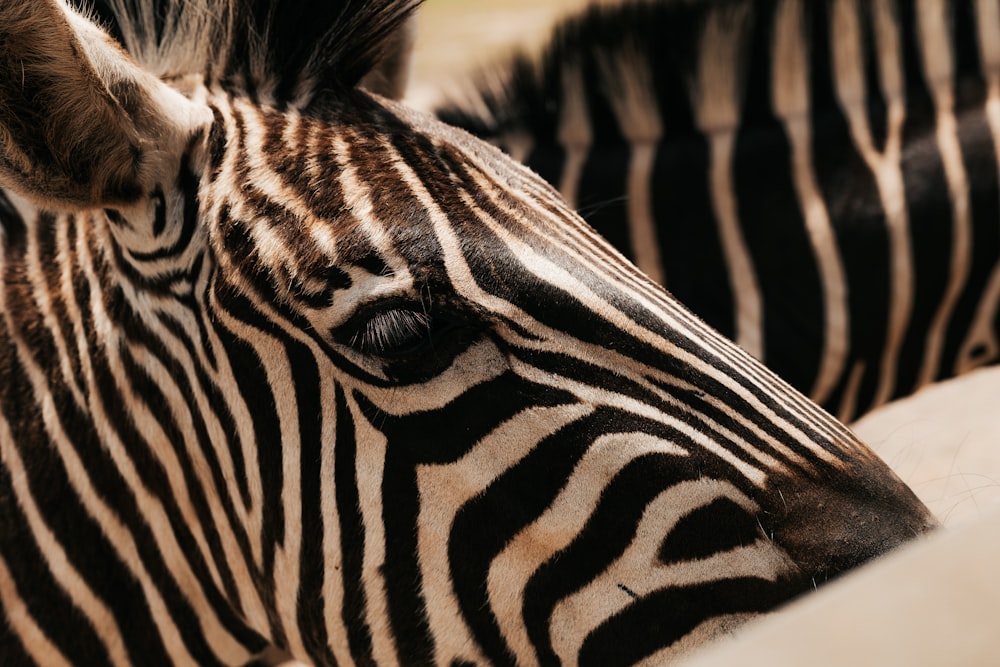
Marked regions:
[359,11,417,100]
[0,0,208,210]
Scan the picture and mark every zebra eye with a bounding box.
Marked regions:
[351,308,433,358]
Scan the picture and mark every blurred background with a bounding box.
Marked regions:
[404,0,1000,527]
[406,0,594,110]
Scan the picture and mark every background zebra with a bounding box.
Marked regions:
[0,0,934,665]
[437,0,1000,424]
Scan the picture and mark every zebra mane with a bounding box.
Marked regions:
[435,0,742,145]
[435,0,982,146]
[85,0,421,103]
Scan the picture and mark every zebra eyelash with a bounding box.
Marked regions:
[350,308,433,357]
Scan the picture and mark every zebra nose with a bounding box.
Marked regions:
[769,465,937,582]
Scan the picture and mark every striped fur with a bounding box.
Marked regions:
[438,0,1000,422]
[0,1,933,664]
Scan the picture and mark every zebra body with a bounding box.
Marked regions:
[0,0,932,664]
[438,0,1000,422]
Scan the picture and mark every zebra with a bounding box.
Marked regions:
[437,0,1000,423]
[0,0,934,665]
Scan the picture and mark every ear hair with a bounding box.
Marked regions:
[0,0,208,210]
[360,11,417,100]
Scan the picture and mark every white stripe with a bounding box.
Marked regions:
[433,148,858,468]
[549,481,790,666]
[957,261,1000,374]
[626,143,664,284]
[695,4,762,360]
[708,133,763,359]
[834,0,911,409]
[102,246,269,630]
[956,0,1000,373]
[0,413,131,667]
[839,360,867,423]
[0,551,73,667]
[347,396,400,667]
[598,45,665,284]
[417,405,590,667]
[488,432,686,667]
[3,216,241,665]
[557,62,591,209]
[318,386,355,667]
[81,220,251,663]
[915,0,973,389]
[252,342,305,660]
[777,0,849,407]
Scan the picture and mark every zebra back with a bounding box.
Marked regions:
[438,0,1000,422]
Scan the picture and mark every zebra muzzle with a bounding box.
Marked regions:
[767,462,938,583]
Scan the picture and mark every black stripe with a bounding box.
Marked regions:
[78,306,254,664]
[0,310,171,665]
[0,463,115,666]
[356,372,576,665]
[576,73,630,254]
[945,107,1000,371]
[210,286,290,646]
[116,336,262,637]
[419,166,844,464]
[522,450,758,665]
[860,2,889,154]
[448,411,606,666]
[334,386,377,666]
[293,334,338,666]
[733,0,823,394]
[0,190,26,253]
[578,577,794,667]
[655,130,736,340]
[658,497,763,564]
[128,163,202,262]
[106,283,253,615]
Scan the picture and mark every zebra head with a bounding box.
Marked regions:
[0,0,934,665]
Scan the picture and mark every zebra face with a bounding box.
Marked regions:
[191,93,935,663]
[0,0,934,665]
